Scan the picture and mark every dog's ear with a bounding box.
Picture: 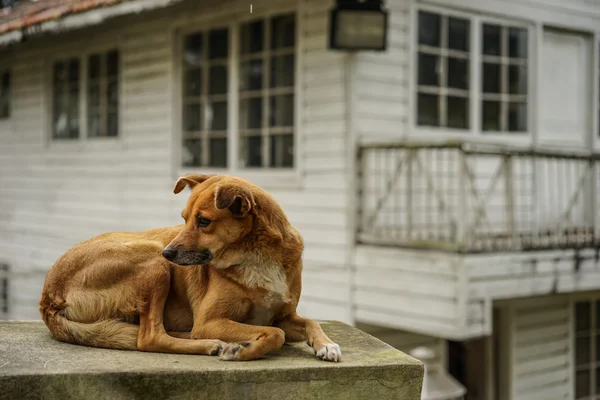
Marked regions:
[173,174,214,194]
[214,184,254,217]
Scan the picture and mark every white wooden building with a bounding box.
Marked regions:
[0,0,599,398]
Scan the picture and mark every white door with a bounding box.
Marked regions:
[539,29,592,148]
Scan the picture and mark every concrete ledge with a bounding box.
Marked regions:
[0,321,423,400]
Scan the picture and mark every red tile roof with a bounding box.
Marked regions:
[0,0,124,35]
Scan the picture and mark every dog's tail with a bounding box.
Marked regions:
[41,303,139,350]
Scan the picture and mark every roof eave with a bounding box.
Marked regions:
[0,0,184,48]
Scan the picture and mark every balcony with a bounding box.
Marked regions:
[357,141,600,253]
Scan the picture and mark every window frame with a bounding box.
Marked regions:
[174,6,302,189]
[46,44,123,146]
[410,5,535,146]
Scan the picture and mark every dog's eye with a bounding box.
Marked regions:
[197,217,211,228]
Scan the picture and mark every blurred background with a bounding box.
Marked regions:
[1,0,600,399]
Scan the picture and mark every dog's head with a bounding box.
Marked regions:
[162,174,286,267]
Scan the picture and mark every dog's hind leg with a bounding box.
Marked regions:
[136,265,226,355]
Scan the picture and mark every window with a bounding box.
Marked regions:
[239,14,296,168]
[417,11,471,129]
[182,28,230,168]
[481,24,528,132]
[575,300,600,399]
[0,264,8,320]
[415,10,529,134]
[0,70,10,119]
[52,49,120,140]
[180,13,297,170]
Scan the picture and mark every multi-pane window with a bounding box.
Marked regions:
[87,51,119,137]
[182,28,229,168]
[0,70,10,119]
[575,300,600,400]
[52,49,120,140]
[415,10,529,134]
[239,14,295,168]
[53,59,80,139]
[481,24,528,132]
[417,11,471,129]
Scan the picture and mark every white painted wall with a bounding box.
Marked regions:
[0,0,354,323]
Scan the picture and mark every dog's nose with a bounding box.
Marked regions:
[162,248,177,261]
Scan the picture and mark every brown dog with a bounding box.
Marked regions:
[39,174,341,362]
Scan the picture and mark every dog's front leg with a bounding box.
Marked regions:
[136,265,226,356]
[192,320,285,361]
[275,313,341,362]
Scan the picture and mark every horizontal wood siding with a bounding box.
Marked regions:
[511,297,571,400]
[353,245,463,338]
[0,0,352,324]
[354,0,409,142]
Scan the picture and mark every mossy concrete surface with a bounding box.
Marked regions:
[0,320,423,400]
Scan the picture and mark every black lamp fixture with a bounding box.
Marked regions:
[329,0,388,51]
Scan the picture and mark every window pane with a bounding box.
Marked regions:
[418,11,440,47]
[417,93,439,127]
[107,78,118,107]
[577,302,592,332]
[577,335,591,366]
[209,101,227,131]
[88,111,101,137]
[53,62,66,83]
[448,17,469,52]
[208,29,229,60]
[107,50,119,76]
[447,96,469,129]
[448,57,469,89]
[88,83,100,107]
[107,111,118,137]
[271,14,295,49]
[482,63,501,93]
[0,72,8,118]
[184,68,203,97]
[240,20,264,54]
[240,59,263,91]
[508,65,527,94]
[596,301,600,328]
[482,101,500,131]
[508,102,527,132]
[209,137,227,167]
[576,370,590,399]
[243,136,263,167]
[209,65,228,95]
[270,134,294,168]
[596,367,600,394]
[509,28,528,58]
[184,103,202,132]
[482,24,501,56]
[418,53,439,86]
[239,97,262,129]
[68,86,79,138]
[182,138,202,167]
[68,59,80,83]
[270,94,294,127]
[88,54,101,80]
[184,33,204,65]
[270,54,295,88]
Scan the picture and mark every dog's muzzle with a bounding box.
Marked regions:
[162,247,213,265]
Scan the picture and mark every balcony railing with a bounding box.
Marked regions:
[357,141,600,253]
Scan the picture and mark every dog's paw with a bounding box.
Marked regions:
[315,343,341,362]
[207,340,229,356]
[219,343,242,361]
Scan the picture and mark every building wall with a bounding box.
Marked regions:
[0,0,354,322]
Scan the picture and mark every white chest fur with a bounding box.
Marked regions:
[235,260,288,326]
